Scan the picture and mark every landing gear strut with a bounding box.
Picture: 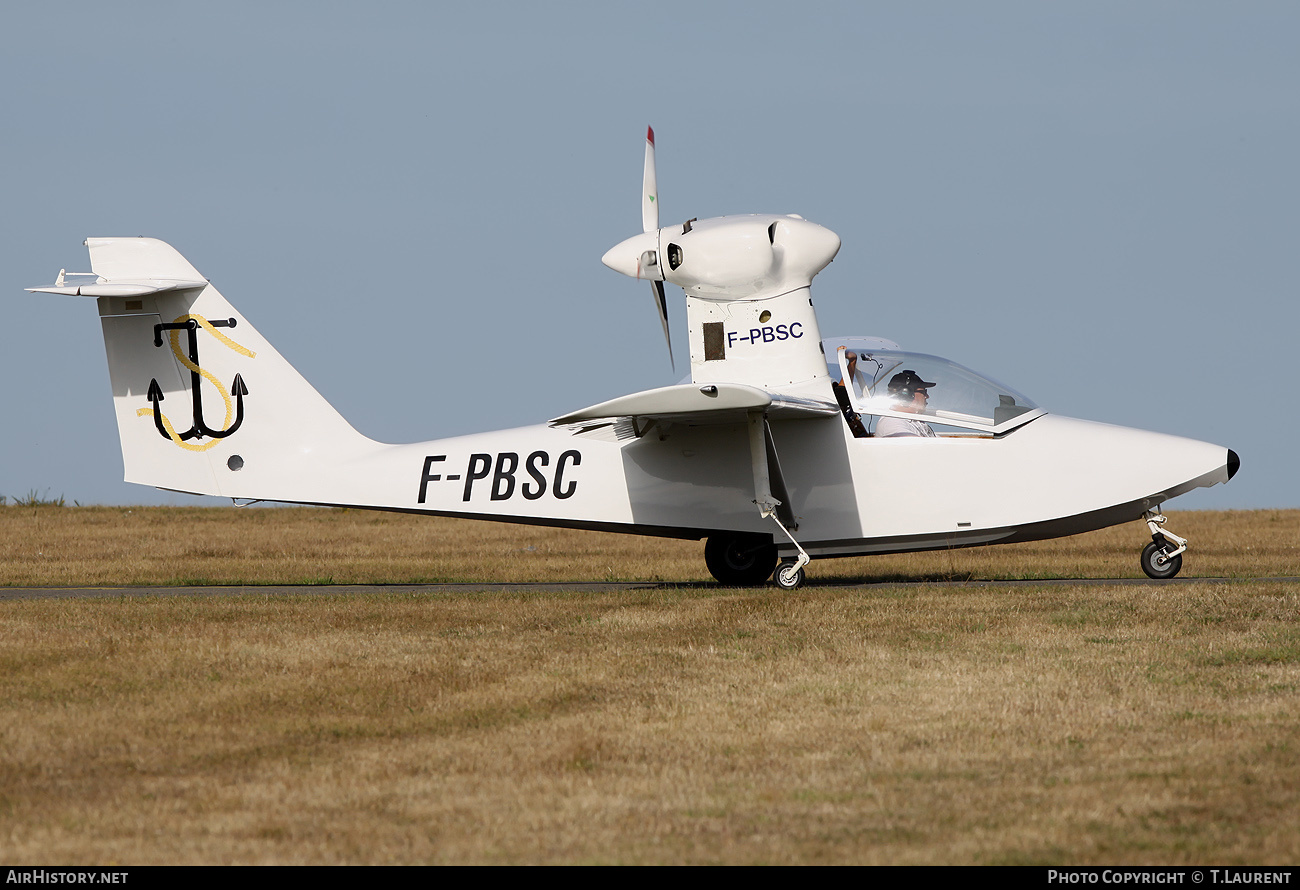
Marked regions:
[1141,510,1186,580]
[745,410,811,590]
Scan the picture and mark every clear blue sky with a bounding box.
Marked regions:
[4,1,1295,509]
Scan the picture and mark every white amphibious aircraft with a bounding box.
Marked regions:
[28,128,1237,588]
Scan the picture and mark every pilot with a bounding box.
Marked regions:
[875,370,938,438]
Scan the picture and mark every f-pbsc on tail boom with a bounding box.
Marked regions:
[28,128,1238,587]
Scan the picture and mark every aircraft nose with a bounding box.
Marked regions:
[1227,448,1240,481]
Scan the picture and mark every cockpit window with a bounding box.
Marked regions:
[824,339,1042,435]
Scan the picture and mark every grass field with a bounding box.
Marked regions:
[2,505,1297,586]
[1,507,1297,864]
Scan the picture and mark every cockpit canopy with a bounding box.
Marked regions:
[823,337,1044,435]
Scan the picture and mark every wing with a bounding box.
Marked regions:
[550,382,838,437]
[551,382,833,533]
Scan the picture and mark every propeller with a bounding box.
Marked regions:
[642,126,659,233]
[641,127,672,370]
[650,278,671,370]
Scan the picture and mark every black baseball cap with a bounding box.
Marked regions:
[887,370,936,395]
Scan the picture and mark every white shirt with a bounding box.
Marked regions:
[874,415,937,438]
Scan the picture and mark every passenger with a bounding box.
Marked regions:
[875,370,938,438]
[833,350,869,437]
[842,350,869,400]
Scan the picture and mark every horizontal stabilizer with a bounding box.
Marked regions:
[27,279,207,297]
[551,382,838,429]
[28,237,211,298]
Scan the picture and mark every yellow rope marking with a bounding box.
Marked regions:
[137,405,221,451]
[138,314,257,451]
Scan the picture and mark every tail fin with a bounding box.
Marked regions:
[68,238,378,499]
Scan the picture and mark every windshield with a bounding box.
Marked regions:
[825,339,1041,433]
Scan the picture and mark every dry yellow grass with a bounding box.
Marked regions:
[2,583,1298,865]
[0,508,1297,864]
[1,506,1296,586]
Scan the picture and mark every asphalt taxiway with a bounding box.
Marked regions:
[2,577,1297,600]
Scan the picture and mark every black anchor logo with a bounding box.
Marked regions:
[147,317,249,442]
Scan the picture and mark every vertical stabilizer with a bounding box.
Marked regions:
[85,238,379,499]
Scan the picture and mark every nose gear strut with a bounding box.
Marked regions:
[1141,510,1187,580]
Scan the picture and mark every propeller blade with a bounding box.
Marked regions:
[651,278,673,370]
[642,126,658,233]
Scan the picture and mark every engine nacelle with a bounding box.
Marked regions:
[603,214,840,301]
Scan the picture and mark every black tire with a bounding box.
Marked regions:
[773,558,806,590]
[704,533,777,586]
[1141,540,1183,580]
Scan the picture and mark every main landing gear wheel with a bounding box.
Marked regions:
[1141,540,1183,580]
[773,558,806,591]
[705,533,777,586]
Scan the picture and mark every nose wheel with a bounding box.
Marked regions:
[1141,510,1187,580]
[1141,540,1183,579]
